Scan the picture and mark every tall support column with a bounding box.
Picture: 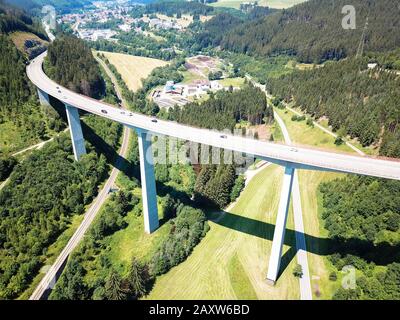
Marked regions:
[266,165,295,285]
[137,130,159,234]
[37,88,50,106]
[65,104,86,161]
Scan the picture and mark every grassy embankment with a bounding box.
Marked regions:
[146,164,300,300]
[274,106,358,299]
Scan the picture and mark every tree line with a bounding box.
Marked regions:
[320,175,400,299]
[169,83,273,130]
[265,57,400,157]
[0,107,122,299]
[0,0,47,39]
[166,84,270,209]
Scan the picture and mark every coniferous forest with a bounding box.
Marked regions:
[45,36,105,99]
[320,176,400,299]
[266,56,400,157]
[168,84,272,209]
[1,0,400,301]
[220,0,400,63]
[0,0,64,163]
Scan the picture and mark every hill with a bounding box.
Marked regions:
[45,36,105,99]
[0,0,47,38]
[266,55,400,157]
[220,0,400,63]
[0,0,64,158]
[5,0,91,13]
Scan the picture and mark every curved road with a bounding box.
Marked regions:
[29,58,131,300]
[27,52,400,181]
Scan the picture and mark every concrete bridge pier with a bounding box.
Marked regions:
[37,88,50,106]
[266,165,295,285]
[137,129,159,233]
[65,104,86,161]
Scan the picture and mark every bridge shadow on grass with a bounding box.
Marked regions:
[215,211,400,281]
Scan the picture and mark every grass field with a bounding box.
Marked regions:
[0,121,25,155]
[274,107,355,154]
[210,0,306,9]
[146,164,300,300]
[10,31,48,56]
[274,105,356,299]
[181,70,203,84]
[218,77,245,88]
[99,52,168,92]
[105,198,172,274]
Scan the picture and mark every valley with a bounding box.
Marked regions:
[0,0,399,303]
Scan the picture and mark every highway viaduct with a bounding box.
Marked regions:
[29,51,400,287]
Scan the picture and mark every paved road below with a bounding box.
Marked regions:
[284,105,365,156]
[29,59,131,300]
[274,111,313,300]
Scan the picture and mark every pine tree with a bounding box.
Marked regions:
[127,258,148,299]
[105,269,126,300]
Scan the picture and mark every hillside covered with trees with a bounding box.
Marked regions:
[220,0,400,63]
[0,0,46,36]
[45,36,105,99]
[265,56,400,157]
[0,0,64,158]
[320,175,400,299]
[48,131,210,300]
[169,83,272,130]
[0,113,121,299]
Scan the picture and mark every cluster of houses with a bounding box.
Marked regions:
[148,18,183,30]
[77,29,118,41]
[152,78,240,109]
[60,0,137,42]
[164,79,223,98]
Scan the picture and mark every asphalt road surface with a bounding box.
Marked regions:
[27,52,400,181]
[274,111,312,300]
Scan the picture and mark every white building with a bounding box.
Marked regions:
[119,24,132,32]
